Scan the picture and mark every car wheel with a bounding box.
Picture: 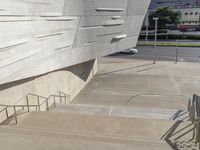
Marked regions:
[129,51,134,55]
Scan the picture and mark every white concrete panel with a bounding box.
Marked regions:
[124,15,146,37]
[64,0,95,16]
[0,0,150,85]
[0,0,65,16]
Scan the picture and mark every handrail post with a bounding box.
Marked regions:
[64,94,67,104]
[198,120,200,148]
[59,91,62,103]
[13,106,18,124]
[5,107,8,118]
[26,95,30,112]
[37,96,40,111]
[68,95,70,104]
[195,121,197,145]
[46,98,49,111]
[53,95,56,108]
[196,120,200,146]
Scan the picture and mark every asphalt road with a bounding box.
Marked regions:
[111,46,200,63]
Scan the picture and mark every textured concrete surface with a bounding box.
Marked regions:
[0,126,172,150]
[74,56,200,110]
[0,56,200,149]
[4,56,197,149]
[0,59,97,106]
[0,0,150,85]
[15,112,177,140]
[53,103,188,121]
[0,111,195,149]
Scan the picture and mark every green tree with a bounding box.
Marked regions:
[149,7,180,29]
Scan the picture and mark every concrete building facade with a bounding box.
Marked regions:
[174,7,200,30]
[0,0,150,105]
[149,0,197,10]
[197,0,200,6]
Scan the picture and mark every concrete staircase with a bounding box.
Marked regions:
[0,91,197,150]
[0,108,198,150]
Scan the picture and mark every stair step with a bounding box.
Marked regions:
[52,103,189,121]
[14,111,193,141]
[0,126,169,145]
[0,126,172,150]
[0,109,29,126]
[0,110,196,150]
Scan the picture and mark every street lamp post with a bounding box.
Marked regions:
[145,11,149,42]
[153,17,159,64]
[145,24,149,42]
[175,40,179,64]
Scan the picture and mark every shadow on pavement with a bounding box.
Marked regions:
[161,120,196,149]
[97,63,154,76]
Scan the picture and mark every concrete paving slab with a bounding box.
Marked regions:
[0,129,172,150]
[15,112,193,142]
[73,57,200,111]
[53,104,188,121]
[73,92,186,110]
[0,110,197,150]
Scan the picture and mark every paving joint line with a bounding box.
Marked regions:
[165,62,188,107]
[108,106,113,116]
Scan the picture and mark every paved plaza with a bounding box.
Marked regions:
[74,56,200,111]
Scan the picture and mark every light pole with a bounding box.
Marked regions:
[145,11,149,42]
[175,40,179,64]
[153,17,159,48]
[153,17,159,64]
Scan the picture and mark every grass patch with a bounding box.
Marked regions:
[138,41,200,47]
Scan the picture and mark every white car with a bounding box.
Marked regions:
[120,48,138,55]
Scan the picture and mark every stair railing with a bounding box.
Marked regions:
[0,105,9,122]
[0,91,70,125]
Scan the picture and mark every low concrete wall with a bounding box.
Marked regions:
[0,59,97,106]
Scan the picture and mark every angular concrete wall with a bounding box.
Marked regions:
[0,59,97,106]
[0,0,150,85]
[0,59,97,122]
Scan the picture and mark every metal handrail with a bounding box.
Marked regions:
[0,91,70,125]
[27,93,47,99]
[188,94,200,148]
[0,107,7,113]
[0,106,9,119]
[0,104,9,107]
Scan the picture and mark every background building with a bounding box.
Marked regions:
[149,0,175,9]
[174,7,200,30]
[175,0,196,7]
[197,0,200,6]
[147,0,200,30]
[150,0,197,10]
